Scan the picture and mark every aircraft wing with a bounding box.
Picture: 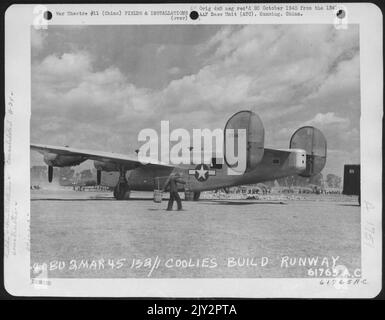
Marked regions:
[30,143,176,170]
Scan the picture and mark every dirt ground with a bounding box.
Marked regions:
[31,189,360,278]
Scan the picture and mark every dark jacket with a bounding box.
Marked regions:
[163,175,186,192]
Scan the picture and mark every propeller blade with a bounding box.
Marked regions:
[48,165,53,183]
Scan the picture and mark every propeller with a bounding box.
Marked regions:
[48,165,53,183]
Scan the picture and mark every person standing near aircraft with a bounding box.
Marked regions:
[162,173,186,211]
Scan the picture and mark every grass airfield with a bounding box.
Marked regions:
[31,188,360,278]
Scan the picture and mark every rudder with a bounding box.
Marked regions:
[290,126,327,177]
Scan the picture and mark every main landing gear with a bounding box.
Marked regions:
[113,168,130,200]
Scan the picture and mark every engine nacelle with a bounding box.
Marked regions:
[43,153,85,167]
[290,126,327,177]
[93,160,120,172]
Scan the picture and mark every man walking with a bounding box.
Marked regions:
[162,172,186,211]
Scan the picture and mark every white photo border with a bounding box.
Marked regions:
[4,3,383,297]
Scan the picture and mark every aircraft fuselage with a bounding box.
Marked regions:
[99,148,306,192]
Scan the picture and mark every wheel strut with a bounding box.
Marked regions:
[114,167,130,200]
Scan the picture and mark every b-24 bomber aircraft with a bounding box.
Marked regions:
[31,110,327,200]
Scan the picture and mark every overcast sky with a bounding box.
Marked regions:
[31,24,360,176]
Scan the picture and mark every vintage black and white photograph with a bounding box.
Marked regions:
[29,23,362,278]
[4,3,382,297]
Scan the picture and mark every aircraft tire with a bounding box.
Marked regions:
[193,192,201,201]
[114,183,130,200]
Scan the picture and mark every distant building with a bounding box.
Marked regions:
[58,167,75,186]
[342,164,360,196]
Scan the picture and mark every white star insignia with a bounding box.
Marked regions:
[188,164,216,182]
[196,165,208,179]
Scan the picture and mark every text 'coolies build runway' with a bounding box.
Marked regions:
[31,190,360,278]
